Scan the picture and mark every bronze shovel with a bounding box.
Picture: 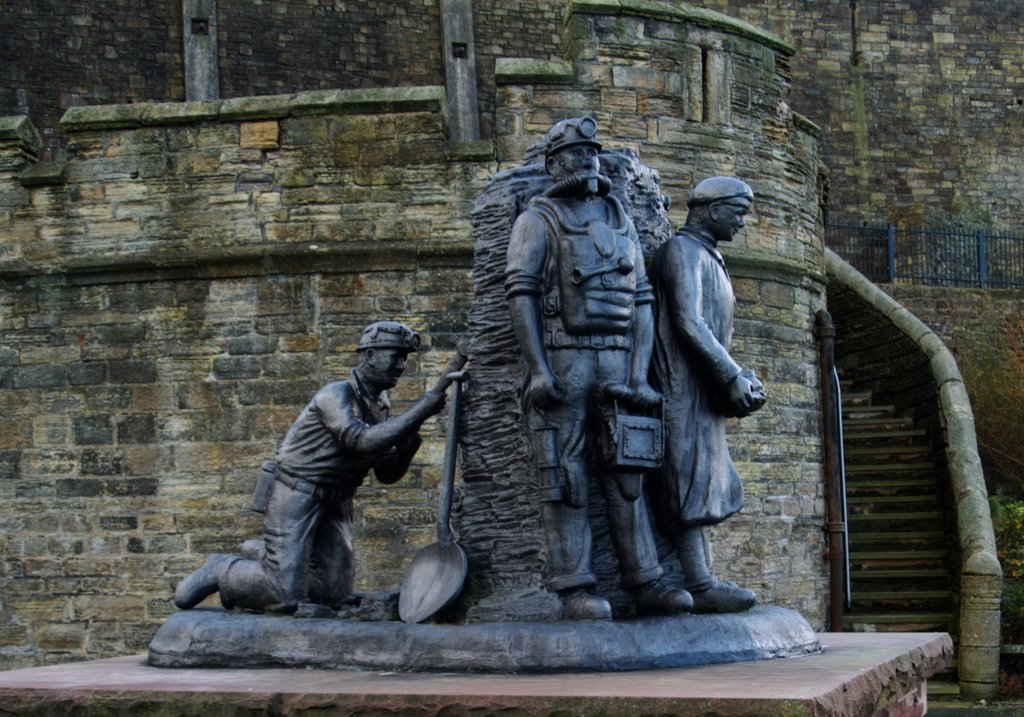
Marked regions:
[398,368,468,624]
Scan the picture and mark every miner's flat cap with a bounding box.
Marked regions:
[687,176,754,208]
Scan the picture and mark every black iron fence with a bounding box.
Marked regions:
[826,223,1024,289]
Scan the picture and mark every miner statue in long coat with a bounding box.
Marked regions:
[649,176,767,613]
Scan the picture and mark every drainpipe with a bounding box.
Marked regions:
[816,309,848,631]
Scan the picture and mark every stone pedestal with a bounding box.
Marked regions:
[0,632,952,717]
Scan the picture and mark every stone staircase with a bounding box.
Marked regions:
[840,389,956,645]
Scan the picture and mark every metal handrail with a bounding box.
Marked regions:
[826,222,1024,289]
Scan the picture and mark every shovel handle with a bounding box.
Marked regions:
[431,348,469,394]
[436,370,466,545]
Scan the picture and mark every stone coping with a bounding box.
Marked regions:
[498,3,797,89]
[495,58,575,85]
[0,115,41,147]
[0,239,474,284]
[59,86,448,133]
[569,0,797,56]
[722,247,827,290]
[825,249,999,581]
[0,632,953,717]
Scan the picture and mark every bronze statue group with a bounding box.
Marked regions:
[174,117,767,623]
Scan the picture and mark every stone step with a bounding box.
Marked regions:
[843,429,928,445]
[928,679,961,697]
[846,495,942,515]
[844,477,939,494]
[851,576,951,594]
[846,513,942,533]
[843,444,934,462]
[841,391,874,407]
[851,589,950,602]
[843,416,916,432]
[849,552,947,572]
[849,568,949,580]
[848,530,946,546]
[843,404,897,420]
[849,549,946,561]
[844,461,935,474]
[842,613,954,632]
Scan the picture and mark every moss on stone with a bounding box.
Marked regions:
[569,0,796,56]
[0,115,41,150]
[495,58,574,85]
[60,104,145,131]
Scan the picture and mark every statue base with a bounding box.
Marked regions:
[148,604,820,671]
[0,632,953,716]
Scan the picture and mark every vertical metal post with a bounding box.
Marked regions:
[886,223,896,283]
[815,310,849,631]
[977,230,988,288]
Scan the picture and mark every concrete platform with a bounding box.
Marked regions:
[0,632,952,716]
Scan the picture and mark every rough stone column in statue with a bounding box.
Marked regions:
[183,0,220,102]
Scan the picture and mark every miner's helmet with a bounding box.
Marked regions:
[357,321,421,353]
[544,116,602,158]
[687,176,755,208]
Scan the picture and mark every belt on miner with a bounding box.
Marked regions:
[275,470,356,503]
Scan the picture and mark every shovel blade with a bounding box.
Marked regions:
[398,541,468,624]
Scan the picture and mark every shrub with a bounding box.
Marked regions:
[954,314,1024,498]
[955,315,1024,660]
[990,499,1024,645]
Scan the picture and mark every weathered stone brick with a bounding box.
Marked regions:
[211,356,261,380]
[0,450,21,480]
[79,449,123,476]
[72,414,113,446]
[12,365,67,389]
[239,121,280,149]
[107,359,157,384]
[55,479,103,498]
[98,515,138,531]
[116,414,156,444]
[67,362,107,385]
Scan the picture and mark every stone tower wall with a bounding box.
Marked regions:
[4,1,1024,228]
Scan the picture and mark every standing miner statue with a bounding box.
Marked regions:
[649,176,767,613]
[173,321,454,617]
[505,116,692,620]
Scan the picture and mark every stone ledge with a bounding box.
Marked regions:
[59,87,448,133]
[0,632,952,717]
[18,160,65,187]
[793,111,824,138]
[569,0,797,56]
[0,239,474,285]
[722,247,827,290]
[495,58,575,85]
[0,115,42,149]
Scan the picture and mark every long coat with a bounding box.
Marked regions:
[649,228,744,529]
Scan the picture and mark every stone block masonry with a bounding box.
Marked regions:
[0,88,486,669]
[5,0,1024,228]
